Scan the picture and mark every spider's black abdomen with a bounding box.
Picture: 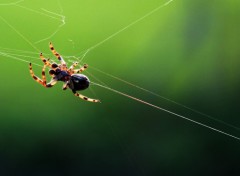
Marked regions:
[69,74,90,91]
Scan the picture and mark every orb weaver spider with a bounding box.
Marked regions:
[29,42,100,103]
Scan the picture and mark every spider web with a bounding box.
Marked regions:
[0,0,240,142]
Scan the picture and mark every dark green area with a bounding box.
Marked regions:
[0,0,239,175]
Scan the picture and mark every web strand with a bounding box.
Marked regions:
[0,0,66,44]
[0,15,40,52]
[92,82,240,141]
[89,66,240,131]
[76,0,174,60]
[0,51,41,67]
[34,7,66,44]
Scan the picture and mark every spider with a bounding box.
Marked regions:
[29,42,100,103]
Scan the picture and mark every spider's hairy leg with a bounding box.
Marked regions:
[49,42,66,66]
[41,63,47,85]
[74,64,88,73]
[40,53,51,67]
[41,63,58,87]
[29,63,57,88]
[72,90,100,103]
[29,63,44,85]
[41,63,59,87]
[67,62,78,74]
[40,53,60,70]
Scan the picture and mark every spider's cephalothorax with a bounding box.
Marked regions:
[29,42,100,103]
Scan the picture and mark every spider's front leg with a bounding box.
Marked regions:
[29,63,57,88]
[49,42,67,69]
[39,53,51,67]
[40,53,59,70]
[72,90,100,103]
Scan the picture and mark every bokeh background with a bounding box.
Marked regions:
[0,0,240,175]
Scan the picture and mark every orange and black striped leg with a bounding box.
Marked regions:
[41,64,58,87]
[74,64,88,73]
[29,63,44,86]
[40,53,51,67]
[30,63,47,86]
[40,53,59,70]
[67,62,78,74]
[72,90,100,103]
[41,63,58,87]
[41,64,47,85]
[29,63,57,88]
[49,42,66,65]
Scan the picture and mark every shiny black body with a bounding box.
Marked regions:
[69,74,90,91]
[54,69,90,91]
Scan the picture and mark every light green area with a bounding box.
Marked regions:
[0,0,239,175]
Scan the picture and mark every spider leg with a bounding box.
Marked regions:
[41,64,58,87]
[40,53,59,70]
[67,62,78,74]
[29,63,57,88]
[29,63,44,85]
[39,53,51,67]
[49,42,66,66]
[41,64,47,85]
[72,90,100,103]
[73,64,88,73]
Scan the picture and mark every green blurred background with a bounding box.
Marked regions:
[0,0,240,175]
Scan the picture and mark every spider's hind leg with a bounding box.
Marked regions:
[40,53,51,67]
[72,90,100,103]
[40,53,59,70]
